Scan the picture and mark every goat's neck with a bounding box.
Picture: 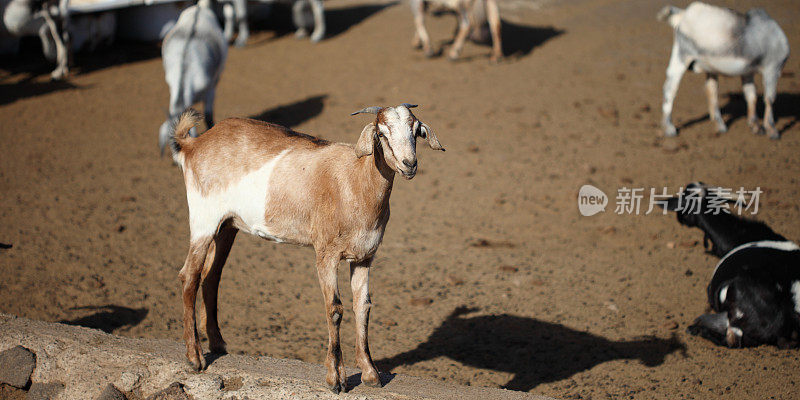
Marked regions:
[696,213,782,256]
[356,145,395,218]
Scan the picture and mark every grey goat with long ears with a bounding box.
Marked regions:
[658,2,789,139]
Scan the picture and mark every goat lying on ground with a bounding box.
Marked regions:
[657,2,790,139]
[2,0,70,79]
[410,0,502,62]
[221,0,325,46]
[169,104,444,393]
[661,183,800,348]
[158,0,228,154]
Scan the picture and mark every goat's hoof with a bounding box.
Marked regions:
[715,125,727,134]
[295,28,309,39]
[327,381,343,394]
[424,48,436,58]
[751,125,765,135]
[361,376,382,388]
[663,128,678,137]
[234,38,247,48]
[209,343,227,355]
[186,357,205,372]
[310,32,324,43]
[769,132,781,140]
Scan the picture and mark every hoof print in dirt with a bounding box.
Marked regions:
[0,345,36,389]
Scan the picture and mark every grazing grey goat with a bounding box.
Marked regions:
[410,0,502,62]
[2,0,70,79]
[221,0,325,45]
[658,2,789,139]
[158,0,228,154]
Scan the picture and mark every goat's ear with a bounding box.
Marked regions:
[355,122,376,157]
[419,122,445,151]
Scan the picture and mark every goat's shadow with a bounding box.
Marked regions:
[376,307,685,392]
[59,305,148,333]
[249,94,327,128]
[678,92,800,135]
[431,13,563,61]
[249,1,397,43]
[0,36,161,81]
[0,77,79,106]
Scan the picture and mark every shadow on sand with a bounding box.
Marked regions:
[249,94,327,127]
[678,92,800,136]
[377,307,685,392]
[60,305,148,334]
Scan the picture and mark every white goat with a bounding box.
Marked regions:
[158,0,228,154]
[658,2,790,139]
[168,104,443,393]
[410,0,502,62]
[2,0,70,79]
[222,0,325,45]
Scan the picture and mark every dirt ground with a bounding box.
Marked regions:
[2,0,800,398]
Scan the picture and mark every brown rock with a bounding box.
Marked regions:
[95,384,125,400]
[26,382,65,400]
[147,382,190,400]
[0,346,35,389]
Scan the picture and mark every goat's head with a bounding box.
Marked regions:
[351,104,444,179]
[660,182,734,227]
[713,277,799,348]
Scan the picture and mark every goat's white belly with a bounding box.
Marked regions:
[187,150,289,241]
[693,56,752,76]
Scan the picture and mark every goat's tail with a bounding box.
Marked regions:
[657,5,683,28]
[170,109,202,165]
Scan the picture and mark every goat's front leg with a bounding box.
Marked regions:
[485,0,502,62]
[203,86,216,130]
[410,0,434,57]
[200,227,237,354]
[741,74,762,135]
[350,258,381,387]
[661,43,687,137]
[316,252,346,393]
[704,73,726,133]
[179,236,213,371]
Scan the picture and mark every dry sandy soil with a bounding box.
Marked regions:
[2,0,800,398]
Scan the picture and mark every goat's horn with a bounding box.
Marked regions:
[401,103,418,109]
[350,106,383,116]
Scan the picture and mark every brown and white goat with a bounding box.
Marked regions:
[169,104,444,393]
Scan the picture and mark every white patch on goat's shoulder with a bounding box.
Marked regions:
[187,149,290,241]
[719,284,729,304]
[729,326,743,338]
[792,281,800,314]
[712,240,800,278]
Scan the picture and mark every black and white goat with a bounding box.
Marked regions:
[662,183,800,348]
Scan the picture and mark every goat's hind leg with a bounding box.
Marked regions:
[316,252,346,393]
[179,236,214,371]
[762,67,781,139]
[410,0,434,57]
[485,0,502,62]
[350,258,381,387]
[705,73,727,134]
[741,74,762,135]
[447,5,472,61]
[201,226,237,354]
